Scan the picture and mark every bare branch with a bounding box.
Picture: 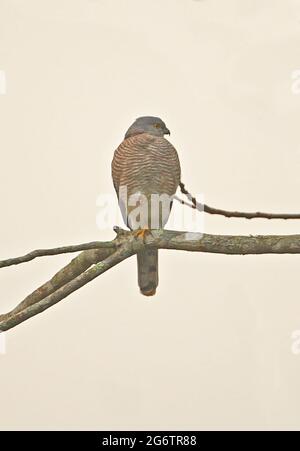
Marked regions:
[0,248,113,321]
[1,229,300,332]
[0,240,116,268]
[150,230,300,254]
[0,239,136,331]
[179,182,300,220]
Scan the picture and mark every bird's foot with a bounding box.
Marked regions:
[134,228,152,243]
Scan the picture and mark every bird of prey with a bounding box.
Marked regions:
[112,116,181,296]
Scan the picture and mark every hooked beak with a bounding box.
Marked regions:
[164,128,171,136]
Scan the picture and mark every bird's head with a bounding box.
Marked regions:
[124,116,171,139]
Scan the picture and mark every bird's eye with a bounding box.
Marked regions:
[154,123,162,129]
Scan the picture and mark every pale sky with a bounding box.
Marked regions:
[1,0,300,430]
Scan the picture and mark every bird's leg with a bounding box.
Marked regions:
[134,228,152,243]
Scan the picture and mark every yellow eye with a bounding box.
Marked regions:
[154,123,162,128]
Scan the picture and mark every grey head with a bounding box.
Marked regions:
[125,116,170,139]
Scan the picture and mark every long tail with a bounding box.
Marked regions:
[137,249,158,296]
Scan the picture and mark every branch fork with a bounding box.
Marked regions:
[1,226,300,331]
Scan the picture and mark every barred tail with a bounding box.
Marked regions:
[137,249,158,296]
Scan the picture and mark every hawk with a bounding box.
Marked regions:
[112,116,181,296]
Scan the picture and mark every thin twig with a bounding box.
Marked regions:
[174,195,196,209]
[0,240,116,268]
[179,181,300,220]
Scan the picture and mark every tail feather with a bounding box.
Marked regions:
[137,249,158,296]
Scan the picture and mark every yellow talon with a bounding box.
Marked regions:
[134,228,151,242]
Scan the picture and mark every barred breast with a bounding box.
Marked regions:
[112,133,181,229]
